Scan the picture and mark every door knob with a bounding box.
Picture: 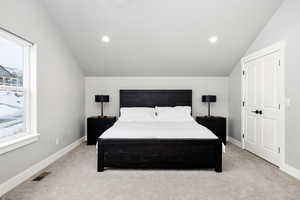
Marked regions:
[258,110,263,115]
[251,110,259,114]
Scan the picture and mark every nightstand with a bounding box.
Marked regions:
[87,116,117,145]
[196,116,227,145]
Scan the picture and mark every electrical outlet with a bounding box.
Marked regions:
[55,138,60,145]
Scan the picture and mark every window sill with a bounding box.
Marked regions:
[0,134,39,155]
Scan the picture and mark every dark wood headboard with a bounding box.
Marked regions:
[120,90,192,109]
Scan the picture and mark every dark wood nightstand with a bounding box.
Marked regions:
[196,116,227,145]
[87,116,117,145]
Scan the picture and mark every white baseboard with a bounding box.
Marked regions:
[0,137,85,197]
[281,164,300,181]
[228,136,242,148]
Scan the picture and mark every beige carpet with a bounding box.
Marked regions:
[3,143,300,200]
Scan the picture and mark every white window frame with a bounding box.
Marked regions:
[0,29,38,155]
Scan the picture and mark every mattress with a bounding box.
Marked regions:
[100,120,218,139]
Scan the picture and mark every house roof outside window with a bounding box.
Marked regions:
[0,65,17,78]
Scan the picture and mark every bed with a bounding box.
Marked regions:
[97,90,222,172]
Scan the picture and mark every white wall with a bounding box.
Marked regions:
[85,76,228,133]
[228,66,242,141]
[0,0,84,184]
[229,0,300,170]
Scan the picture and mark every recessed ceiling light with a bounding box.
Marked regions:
[101,35,110,43]
[209,35,218,44]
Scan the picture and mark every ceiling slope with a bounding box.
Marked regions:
[41,0,283,76]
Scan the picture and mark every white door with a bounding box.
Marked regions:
[243,51,282,166]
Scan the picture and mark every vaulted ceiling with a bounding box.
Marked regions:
[41,0,283,76]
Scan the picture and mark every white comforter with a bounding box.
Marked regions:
[100,120,217,139]
[100,120,225,152]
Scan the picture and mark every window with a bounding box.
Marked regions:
[0,28,37,155]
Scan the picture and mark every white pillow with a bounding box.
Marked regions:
[174,106,192,114]
[155,106,193,122]
[155,106,191,115]
[119,107,155,122]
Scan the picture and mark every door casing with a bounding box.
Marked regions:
[241,41,286,169]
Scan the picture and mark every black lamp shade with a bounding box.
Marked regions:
[202,95,216,103]
[95,95,109,103]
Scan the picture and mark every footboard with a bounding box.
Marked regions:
[97,138,222,172]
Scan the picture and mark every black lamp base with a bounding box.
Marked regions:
[207,102,211,117]
[99,102,105,118]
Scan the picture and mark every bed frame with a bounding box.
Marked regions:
[97,90,222,172]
